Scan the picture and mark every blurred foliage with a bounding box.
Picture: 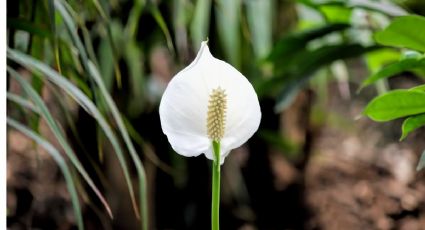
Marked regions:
[6,0,425,228]
[362,14,425,171]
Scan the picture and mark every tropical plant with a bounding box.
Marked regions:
[362,15,425,171]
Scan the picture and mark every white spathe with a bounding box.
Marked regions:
[159,41,261,164]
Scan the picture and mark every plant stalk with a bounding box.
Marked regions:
[212,140,221,230]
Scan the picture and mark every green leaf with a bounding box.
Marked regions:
[263,44,379,111]
[374,15,425,52]
[7,92,39,113]
[150,5,175,53]
[124,41,146,116]
[124,0,145,39]
[7,18,51,38]
[215,0,241,66]
[364,90,425,122]
[410,84,425,92]
[266,23,351,62]
[401,113,425,140]
[47,0,62,74]
[8,68,113,218]
[364,49,402,73]
[319,5,352,23]
[7,48,139,220]
[7,117,84,230]
[54,0,90,72]
[246,0,273,58]
[190,0,212,50]
[190,0,211,49]
[87,62,148,230]
[361,56,425,88]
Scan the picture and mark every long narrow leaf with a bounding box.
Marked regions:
[190,0,211,50]
[7,48,139,219]
[215,0,241,66]
[7,92,39,113]
[246,0,273,59]
[8,68,113,218]
[88,62,148,230]
[7,117,84,230]
[91,0,123,88]
[54,0,90,74]
[151,5,175,53]
[47,0,62,74]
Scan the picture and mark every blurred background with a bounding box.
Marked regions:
[6,0,425,229]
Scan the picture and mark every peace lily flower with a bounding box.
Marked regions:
[159,41,261,165]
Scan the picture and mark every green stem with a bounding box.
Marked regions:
[212,140,221,230]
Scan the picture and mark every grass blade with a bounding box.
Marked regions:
[7,117,84,230]
[150,5,175,54]
[215,0,241,66]
[190,0,212,50]
[47,0,62,74]
[7,92,39,113]
[246,0,273,58]
[88,62,148,230]
[8,68,113,218]
[7,48,140,219]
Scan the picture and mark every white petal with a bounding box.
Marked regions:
[197,49,261,160]
[159,42,212,157]
[220,76,261,155]
[159,41,261,162]
[204,146,229,165]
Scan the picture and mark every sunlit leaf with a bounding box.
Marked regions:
[374,15,425,52]
[361,56,425,88]
[410,84,425,92]
[401,113,425,140]
[364,49,401,73]
[319,5,352,23]
[364,90,425,122]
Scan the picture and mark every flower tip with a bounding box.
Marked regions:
[200,40,209,50]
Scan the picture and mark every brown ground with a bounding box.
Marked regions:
[305,82,425,230]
